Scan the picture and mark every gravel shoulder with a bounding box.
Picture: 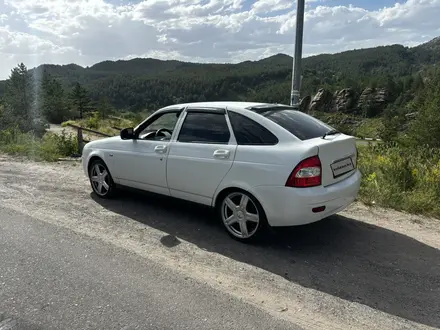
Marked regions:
[0,155,439,330]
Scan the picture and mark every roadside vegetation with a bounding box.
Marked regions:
[0,127,78,161]
[61,111,142,135]
[356,67,440,216]
[1,62,440,217]
[0,64,145,161]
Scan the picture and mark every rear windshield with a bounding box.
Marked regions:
[253,107,333,141]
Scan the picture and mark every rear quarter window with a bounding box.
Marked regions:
[228,111,278,145]
[258,109,333,140]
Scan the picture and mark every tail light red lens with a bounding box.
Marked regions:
[286,156,322,188]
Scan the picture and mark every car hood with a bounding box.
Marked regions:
[85,136,121,149]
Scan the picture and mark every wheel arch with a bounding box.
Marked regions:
[83,148,109,174]
[213,185,267,217]
[87,155,105,173]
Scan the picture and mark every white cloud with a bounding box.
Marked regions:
[0,0,439,79]
[251,0,293,14]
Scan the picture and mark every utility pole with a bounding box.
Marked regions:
[290,0,305,109]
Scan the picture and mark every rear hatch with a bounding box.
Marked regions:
[250,105,357,187]
[305,134,357,186]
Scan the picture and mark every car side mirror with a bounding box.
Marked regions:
[120,127,135,140]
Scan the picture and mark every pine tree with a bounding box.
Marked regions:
[4,63,34,119]
[40,71,70,124]
[1,63,47,134]
[70,82,91,119]
[96,96,114,119]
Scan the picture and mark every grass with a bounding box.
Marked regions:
[0,127,79,162]
[62,112,139,136]
[355,118,384,139]
[358,143,440,217]
[0,112,147,162]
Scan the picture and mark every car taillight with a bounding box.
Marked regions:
[286,156,322,188]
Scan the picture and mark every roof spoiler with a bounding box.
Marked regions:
[245,104,299,113]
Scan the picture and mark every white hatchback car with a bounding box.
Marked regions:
[82,102,361,242]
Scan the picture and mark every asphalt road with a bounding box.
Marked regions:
[0,207,297,330]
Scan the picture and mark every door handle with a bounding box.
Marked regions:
[213,149,230,159]
[154,145,167,154]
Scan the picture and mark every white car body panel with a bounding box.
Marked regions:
[82,101,361,227]
[110,139,171,196]
[167,141,237,205]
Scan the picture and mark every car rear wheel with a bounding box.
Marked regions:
[218,190,268,243]
[88,159,116,198]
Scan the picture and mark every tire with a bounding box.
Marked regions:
[88,158,116,198]
[216,190,269,243]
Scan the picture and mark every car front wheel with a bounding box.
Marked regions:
[218,190,268,243]
[88,159,116,198]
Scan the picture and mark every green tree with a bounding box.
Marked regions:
[70,82,91,119]
[4,63,33,118]
[40,71,71,124]
[379,105,405,143]
[96,96,114,119]
[407,69,440,148]
[1,63,47,135]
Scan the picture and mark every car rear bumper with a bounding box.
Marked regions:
[253,169,361,227]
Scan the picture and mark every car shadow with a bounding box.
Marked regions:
[91,189,440,328]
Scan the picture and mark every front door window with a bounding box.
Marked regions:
[138,112,180,141]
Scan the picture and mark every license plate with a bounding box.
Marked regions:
[331,157,354,178]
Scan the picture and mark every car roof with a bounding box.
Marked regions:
[147,101,303,143]
[160,101,289,111]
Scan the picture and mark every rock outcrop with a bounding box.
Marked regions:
[357,87,390,116]
[304,87,391,115]
[332,88,357,112]
[309,89,333,112]
[299,95,311,112]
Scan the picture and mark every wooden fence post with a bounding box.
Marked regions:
[65,123,112,156]
[77,127,84,154]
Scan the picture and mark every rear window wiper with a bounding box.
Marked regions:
[322,129,340,139]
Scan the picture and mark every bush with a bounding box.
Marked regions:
[40,131,79,160]
[61,120,76,128]
[358,143,440,216]
[0,128,78,161]
[87,112,100,129]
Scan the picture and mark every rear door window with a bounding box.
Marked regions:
[178,112,230,144]
[257,109,333,140]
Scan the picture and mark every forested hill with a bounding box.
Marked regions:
[1,36,439,112]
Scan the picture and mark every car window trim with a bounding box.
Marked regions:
[186,107,226,114]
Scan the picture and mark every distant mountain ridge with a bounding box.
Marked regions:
[0,36,439,111]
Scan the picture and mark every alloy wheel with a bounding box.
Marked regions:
[90,163,110,196]
[221,192,260,239]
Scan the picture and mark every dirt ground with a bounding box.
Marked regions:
[0,155,439,330]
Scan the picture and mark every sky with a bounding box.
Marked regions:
[0,0,439,79]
